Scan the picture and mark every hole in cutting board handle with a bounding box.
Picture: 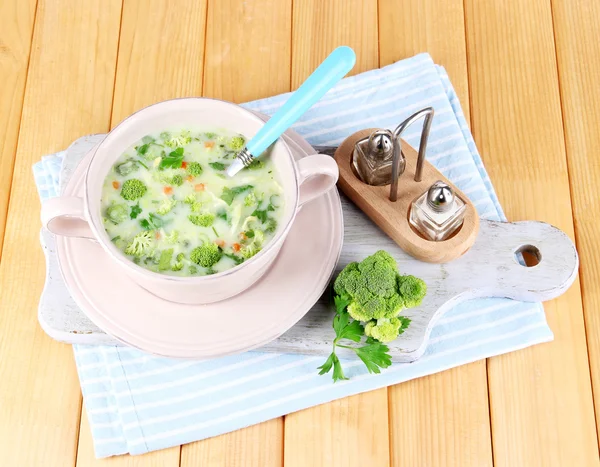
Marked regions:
[514,244,542,267]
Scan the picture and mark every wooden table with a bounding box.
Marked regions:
[1,0,598,465]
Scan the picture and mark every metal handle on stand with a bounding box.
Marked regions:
[389,107,434,201]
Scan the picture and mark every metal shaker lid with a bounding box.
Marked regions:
[366,129,394,160]
[427,181,455,213]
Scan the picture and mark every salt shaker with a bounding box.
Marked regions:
[348,107,434,201]
[352,129,399,186]
[409,181,466,241]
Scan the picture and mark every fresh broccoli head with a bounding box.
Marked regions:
[188,213,214,227]
[156,198,177,215]
[125,231,153,257]
[190,243,222,268]
[228,135,245,151]
[398,275,427,308]
[120,179,147,201]
[105,203,128,224]
[187,162,203,177]
[364,317,411,343]
[334,250,426,324]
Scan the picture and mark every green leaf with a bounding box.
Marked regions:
[158,147,184,170]
[338,320,364,343]
[397,316,411,336]
[354,339,392,374]
[140,212,164,230]
[331,354,348,382]
[158,249,174,271]
[334,294,351,315]
[245,230,255,238]
[130,203,142,219]
[220,185,254,205]
[209,161,227,171]
[136,143,149,155]
[216,211,228,221]
[332,309,349,337]
[252,202,275,223]
[317,353,335,376]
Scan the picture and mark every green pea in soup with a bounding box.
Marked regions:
[101,129,284,276]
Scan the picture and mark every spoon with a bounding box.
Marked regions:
[226,46,356,177]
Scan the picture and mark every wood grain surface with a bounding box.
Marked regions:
[1,0,599,465]
[0,1,122,466]
[0,0,37,259]
[464,0,599,465]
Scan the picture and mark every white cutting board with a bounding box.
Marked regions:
[39,135,578,362]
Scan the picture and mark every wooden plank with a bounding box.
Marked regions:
[202,0,292,102]
[284,390,390,466]
[378,0,470,120]
[0,0,122,466]
[284,2,389,466]
[388,366,492,466]
[378,2,492,466]
[552,0,600,442]
[291,0,379,82]
[180,0,290,463]
[75,0,207,464]
[181,420,283,467]
[463,1,599,465]
[110,0,208,126]
[0,0,37,259]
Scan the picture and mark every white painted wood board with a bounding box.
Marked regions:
[38,136,578,361]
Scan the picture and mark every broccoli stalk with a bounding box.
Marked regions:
[105,203,128,224]
[318,250,427,382]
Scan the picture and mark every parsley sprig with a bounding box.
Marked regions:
[317,295,393,382]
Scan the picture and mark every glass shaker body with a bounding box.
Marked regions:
[409,190,466,241]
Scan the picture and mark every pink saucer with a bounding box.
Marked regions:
[55,125,344,359]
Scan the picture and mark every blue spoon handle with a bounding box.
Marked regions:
[246,46,355,156]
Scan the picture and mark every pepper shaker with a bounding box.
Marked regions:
[352,129,399,186]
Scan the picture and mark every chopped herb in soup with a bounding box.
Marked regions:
[101,129,284,276]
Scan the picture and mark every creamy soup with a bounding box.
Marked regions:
[101,129,284,276]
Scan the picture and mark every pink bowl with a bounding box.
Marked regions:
[41,98,339,304]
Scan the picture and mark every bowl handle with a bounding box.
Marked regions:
[41,196,95,240]
[297,154,339,207]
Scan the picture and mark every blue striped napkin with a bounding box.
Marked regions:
[34,53,553,458]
